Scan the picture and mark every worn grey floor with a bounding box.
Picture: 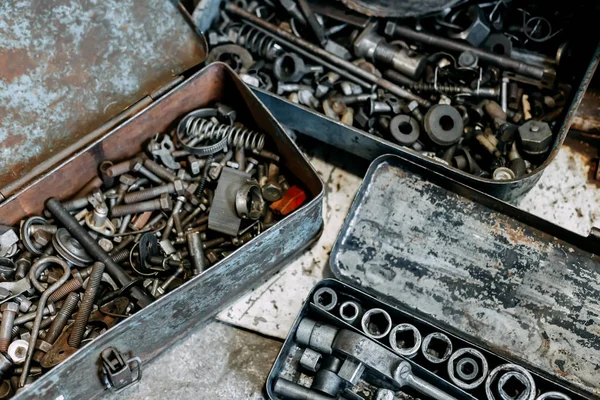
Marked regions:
[103,321,280,400]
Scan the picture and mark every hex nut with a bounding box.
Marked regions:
[262,181,283,202]
[518,120,553,155]
[0,303,18,313]
[448,5,491,47]
[403,100,419,114]
[158,194,173,212]
[32,231,50,248]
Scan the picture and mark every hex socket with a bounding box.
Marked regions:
[361,308,392,339]
[338,301,361,324]
[421,332,453,364]
[312,287,337,311]
[389,323,421,358]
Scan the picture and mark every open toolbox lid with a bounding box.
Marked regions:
[330,154,600,397]
[0,0,207,200]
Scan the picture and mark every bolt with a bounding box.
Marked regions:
[156,266,185,297]
[402,100,423,122]
[186,232,206,276]
[235,145,246,171]
[163,197,185,237]
[0,303,18,351]
[262,163,283,202]
[330,93,376,105]
[68,262,105,348]
[123,180,185,204]
[61,197,89,211]
[33,293,79,362]
[49,267,92,302]
[14,252,32,280]
[245,158,259,174]
[131,157,163,184]
[143,159,177,182]
[111,194,172,217]
[202,237,226,250]
[251,148,280,163]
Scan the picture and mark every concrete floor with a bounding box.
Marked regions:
[103,321,280,400]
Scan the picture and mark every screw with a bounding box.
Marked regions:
[0,303,19,351]
[163,197,185,237]
[111,194,172,217]
[156,266,185,297]
[115,174,137,205]
[68,262,105,348]
[331,93,376,105]
[143,159,178,182]
[33,293,79,362]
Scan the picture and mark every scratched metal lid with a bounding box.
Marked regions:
[0,0,206,196]
[330,154,600,397]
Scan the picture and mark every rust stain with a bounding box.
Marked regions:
[0,132,25,149]
[0,49,36,83]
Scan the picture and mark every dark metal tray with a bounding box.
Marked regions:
[328,154,600,397]
[2,63,324,399]
[266,279,589,399]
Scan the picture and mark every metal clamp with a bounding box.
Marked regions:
[100,347,142,393]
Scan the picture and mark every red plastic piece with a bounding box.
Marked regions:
[270,186,307,216]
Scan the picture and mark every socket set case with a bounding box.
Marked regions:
[267,155,600,400]
[0,60,324,400]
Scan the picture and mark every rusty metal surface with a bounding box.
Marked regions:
[340,0,460,17]
[3,63,323,399]
[0,0,206,190]
[330,154,600,397]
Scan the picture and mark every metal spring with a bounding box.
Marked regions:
[184,117,266,152]
[234,24,280,60]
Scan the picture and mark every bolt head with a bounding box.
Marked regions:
[518,120,553,155]
[32,230,50,248]
[262,182,283,202]
[173,180,185,195]
[1,302,18,313]
[46,303,57,315]
[159,194,173,212]
[119,174,136,186]
[403,100,419,114]
[131,158,145,172]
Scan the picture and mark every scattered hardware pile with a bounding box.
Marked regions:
[268,282,581,400]
[207,0,581,180]
[0,104,305,397]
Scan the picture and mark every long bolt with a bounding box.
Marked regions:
[143,159,177,182]
[45,198,153,308]
[110,195,172,217]
[163,197,184,237]
[123,181,179,204]
[0,303,18,351]
[49,267,93,302]
[15,252,32,280]
[33,293,79,362]
[68,262,105,348]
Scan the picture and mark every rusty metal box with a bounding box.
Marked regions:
[0,10,324,397]
[266,154,600,399]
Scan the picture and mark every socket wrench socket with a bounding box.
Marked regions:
[361,308,392,339]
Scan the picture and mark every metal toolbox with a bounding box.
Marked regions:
[267,154,600,399]
[203,0,600,201]
[0,60,324,399]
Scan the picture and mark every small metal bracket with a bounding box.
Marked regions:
[100,347,142,393]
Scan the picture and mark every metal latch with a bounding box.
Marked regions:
[100,347,142,393]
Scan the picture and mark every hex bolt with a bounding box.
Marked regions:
[0,303,19,351]
[403,100,423,122]
[163,197,185,237]
[33,293,79,362]
[14,253,32,281]
[262,163,283,202]
[49,267,93,302]
[131,158,163,184]
[142,158,177,182]
[156,266,185,297]
[187,231,206,276]
[123,180,185,204]
[111,194,173,217]
[68,262,105,348]
[45,198,153,308]
[331,93,376,105]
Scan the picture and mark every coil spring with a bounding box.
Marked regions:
[234,24,280,60]
[184,116,266,152]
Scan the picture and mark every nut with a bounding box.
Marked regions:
[518,120,553,156]
[403,100,419,114]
